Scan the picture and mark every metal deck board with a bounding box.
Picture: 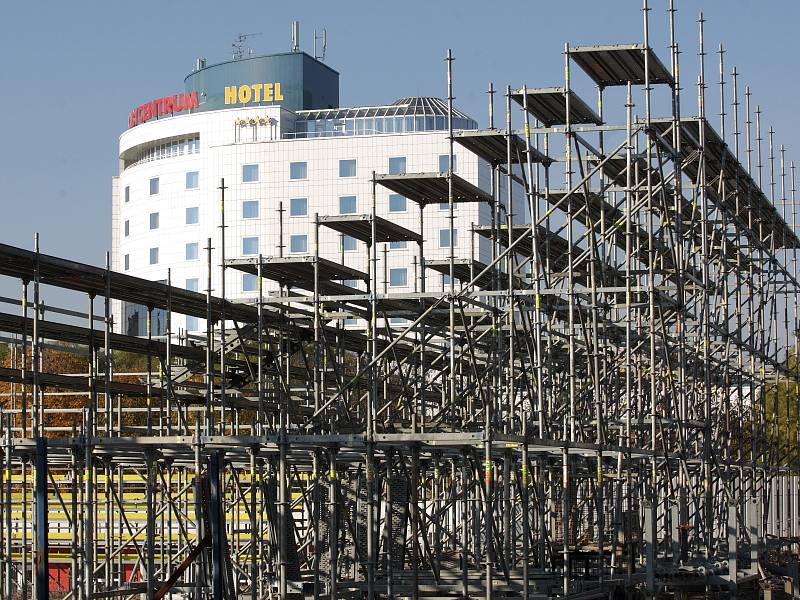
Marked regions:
[570,44,675,86]
[511,87,602,126]
[375,172,492,205]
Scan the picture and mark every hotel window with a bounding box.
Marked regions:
[186,316,199,332]
[242,200,259,219]
[124,254,130,271]
[242,273,258,292]
[442,274,452,288]
[185,242,199,261]
[149,247,159,265]
[289,161,307,180]
[388,156,406,175]
[290,197,308,217]
[388,194,406,213]
[149,177,159,195]
[149,212,159,230]
[341,235,357,252]
[185,278,199,292]
[339,195,357,214]
[124,186,130,203]
[439,228,458,248]
[185,171,199,189]
[290,234,308,253]
[439,202,456,211]
[242,237,259,255]
[389,240,407,250]
[186,207,199,225]
[389,268,407,287]
[242,164,259,183]
[339,159,356,177]
[124,220,130,237]
[438,154,457,173]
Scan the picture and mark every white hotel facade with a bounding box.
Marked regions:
[111,51,505,336]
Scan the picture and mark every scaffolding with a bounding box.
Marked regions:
[2,2,800,599]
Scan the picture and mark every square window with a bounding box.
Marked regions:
[289,197,307,217]
[242,237,259,255]
[389,268,407,287]
[242,273,258,292]
[438,154,457,173]
[186,207,199,224]
[242,164,259,183]
[124,186,130,203]
[388,194,406,213]
[242,200,259,219]
[339,159,356,177]
[185,171,199,189]
[185,278,199,292]
[149,177,159,195]
[124,254,130,270]
[388,156,406,175]
[389,240,407,250]
[439,228,458,248]
[186,316,199,332]
[185,242,199,260]
[124,220,130,237]
[149,212,159,230]
[341,235,357,252]
[339,195,357,214]
[289,161,307,180]
[289,234,307,253]
[149,247,159,265]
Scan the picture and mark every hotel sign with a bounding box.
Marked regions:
[129,91,199,128]
[224,83,285,105]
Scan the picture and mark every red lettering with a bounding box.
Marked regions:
[185,91,198,111]
[128,90,199,127]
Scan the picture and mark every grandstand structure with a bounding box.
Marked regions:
[1,1,800,598]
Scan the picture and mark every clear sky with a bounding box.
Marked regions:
[1,0,798,305]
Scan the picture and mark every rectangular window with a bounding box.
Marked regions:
[389,268,407,287]
[389,240,407,250]
[242,273,258,292]
[289,197,307,217]
[289,161,307,180]
[439,228,458,248]
[341,235,357,252]
[185,278,199,292]
[149,247,159,265]
[438,154,457,173]
[149,212,159,229]
[124,220,130,237]
[442,273,452,288]
[124,254,130,270]
[388,194,406,213]
[185,242,199,261]
[339,195,357,214]
[186,207,199,224]
[186,316,199,332]
[185,171,199,189]
[388,156,406,175]
[439,202,455,211]
[242,200,259,219]
[290,234,307,253]
[124,186,130,203]
[242,236,259,255]
[242,164,259,183]
[149,177,159,195]
[339,159,356,177]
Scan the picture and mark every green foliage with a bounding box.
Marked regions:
[762,348,800,464]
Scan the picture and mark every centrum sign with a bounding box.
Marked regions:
[224,83,285,105]
[129,91,199,128]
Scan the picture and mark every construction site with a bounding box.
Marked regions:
[2,1,800,599]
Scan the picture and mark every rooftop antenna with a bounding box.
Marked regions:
[314,28,327,61]
[291,21,300,53]
[232,32,262,60]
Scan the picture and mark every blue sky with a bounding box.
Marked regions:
[0,0,798,303]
